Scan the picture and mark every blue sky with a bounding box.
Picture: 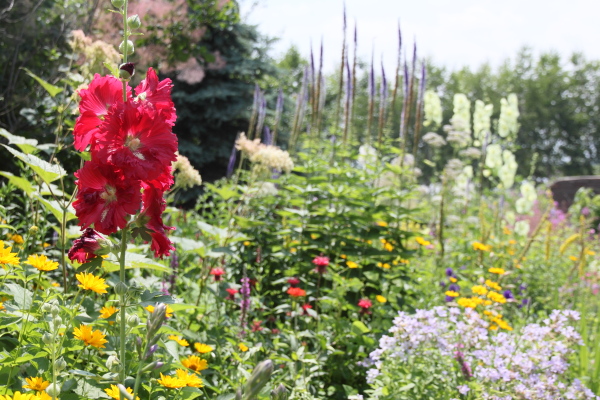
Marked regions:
[239,0,600,73]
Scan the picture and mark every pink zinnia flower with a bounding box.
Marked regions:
[210,267,225,281]
[287,277,300,286]
[358,298,373,314]
[312,256,329,274]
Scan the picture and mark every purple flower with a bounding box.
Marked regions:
[503,290,514,300]
[446,268,454,277]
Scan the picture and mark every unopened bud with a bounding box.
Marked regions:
[46,383,61,397]
[114,282,128,296]
[53,316,62,327]
[244,360,274,400]
[111,0,124,8]
[127,14,141,29]
[29,226,39,234]
[119,62,135,80]
[51,305,60,318]
[106,355,120,373]
[42,333,53,345]
[127,314,140,327]
[41,303,52,313]
[55,357,67,372]
[119,40,135,56]
[145,344,158,360]
[271,384,288,400]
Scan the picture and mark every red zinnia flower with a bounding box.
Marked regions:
[73,74,131,151]
[287,287,306,297]
[134,68,176,125]
[225,288,238,300]
[287,277,300,286]
[301,304,313,315]
[312,255,329,274]
[67,228,109,263]
[210,268,225,281]
[94,102,178,181]
[73,161,141,235]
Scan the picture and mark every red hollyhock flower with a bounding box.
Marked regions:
[210,267,225,281]
[134,68,176,125]
[73,161,141,235]
[287,277,300,287]
[73,75,131,151]
[140,172,175,258]
[287,287,306,297]
[312,255,329,274]
[94,102,178,181]
[67,228,109,263]
[225,288,238,300]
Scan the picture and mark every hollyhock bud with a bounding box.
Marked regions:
[127,314,140,327]
[119,62,135,80]
[68,228,111,263]
[127,14,141,29]
[55,357,67,372]
[244,360,274,400]
[114,281,129,296]
[119,40,135,56]
[46,383,61,398]
[42,333,53,345]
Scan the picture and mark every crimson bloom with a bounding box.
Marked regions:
[301,304,313,315]
[358,298,373,314]
[135,68,176,125]
[73,75,131,151]
[210,268,225,281]
[94,101,178,181]
[73,161,141,235]
[225,288,238,300]
[287,287,306,297]
[67,228,110,263]
[139,172,175,258]
[312,255,330,274]
[287,277,300,287]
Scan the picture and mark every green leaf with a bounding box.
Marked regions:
[351,320,370,335]
[0,129,38,154]
[180,387,203,400]
[103,62,119,77]
[4,283,33,309]
[102,252,170,273]
[21,67,63,98]
[0,171,35,195]
[1,145,66,184]
[34,195,77,222]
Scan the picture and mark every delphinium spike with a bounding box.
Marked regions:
[350,22,358,141]
[335,3,347,132]
[226,137,238,178]
[366,51,375,145]
[412,62,427,162]
[263,126,272,146]
[377,60,388,148]
[316,74,327,134]
[315,39,324,135]
[289,66,309,149]
[399,60,409,162]
[255,93,267,142]
[272,88,284,145]
[342,55,352,143]
[247,84,260,139]
[389,21,402,130]
[401,42,417,166]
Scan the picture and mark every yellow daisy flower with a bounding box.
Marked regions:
[376,221,388,227]
[181,355,208,372]
[73,324,108,348]
[104,385,139,400]
[488,267,505,275]
[376,295,387,303]
[9,234,24,244]
[168,335,189,346]
[485,279,502,291]
[194,343,213,353]
[175,369,204,388]
[99,306,119,319]
[157,373,186,389]
[238,343,249,352]
[472,242,492,251]
[34,392,51,400]
[76,272,109,294]
[445,291,459,298]
[23,377,50,391]
[24,255,59,272]
[415,237,431,246]
[0,391,37,400]
[346,261,359,269]
[0,241,20,265]
[145,304,174,318]
[471,285,488,296]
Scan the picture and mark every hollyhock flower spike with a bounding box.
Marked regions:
[94,101,178,182]
[73,161,142,235]
[139,171,176,258]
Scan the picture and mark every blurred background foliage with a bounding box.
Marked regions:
[2,0,600,195]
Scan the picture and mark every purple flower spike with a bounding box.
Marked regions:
[226,139,238,178]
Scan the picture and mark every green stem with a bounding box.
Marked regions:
[119,228,128,398]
